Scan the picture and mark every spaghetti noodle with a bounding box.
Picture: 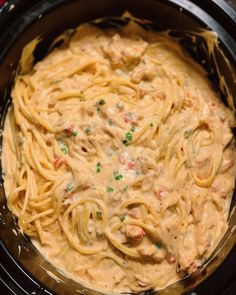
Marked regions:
[2,21,236,292]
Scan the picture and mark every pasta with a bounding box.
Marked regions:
[2,20,236,293]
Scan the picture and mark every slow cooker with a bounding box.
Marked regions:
[0,0,235,294]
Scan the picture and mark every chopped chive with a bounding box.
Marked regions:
[122,139,129,146]
[61,146,68,154]
[114,170,123,181]
[72,130,78,137]
[108,119,113,126]
[184,129,193,138]
[66,183,73,192]
[96,162,101,174]
[96,107,102,114]
[115,175,123,181]
[130,126,135,132]
[123,130,133,146]
[120,215,126,222]
[155,242,162,249]
[107,186,114,192]
[125,131,132,141]
[150,122,154,128]
[96,211,102,220]
[98,99,105,105]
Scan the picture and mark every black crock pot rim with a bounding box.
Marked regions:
[0,0,236,65]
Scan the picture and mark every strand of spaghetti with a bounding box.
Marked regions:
[52,91,84,101]
[173,156,187,177]
[35,219,45,244]
[121,198,160,220]
[8,186,25,205]
[60,60,98,78]
[31,129,54,163]
[29,143,57,181]
[105,229,141,258]
[21,165,31,214]
[192,146,222,187]
[164,137,180,169]
[27,208,54,223]
[59,216,105,255]
[29,200,52,212]
[96,253,128,270]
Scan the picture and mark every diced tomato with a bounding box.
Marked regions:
[123,115,130,123]
[64,124,74,136]
[53,155,64,168]
[126,225,146,239]
[155,190,163,200]
[127,161,135,170]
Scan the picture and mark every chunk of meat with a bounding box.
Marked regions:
[138,244,166,262]
[211,174,234,198]
[219,148,234,173]
[193,148,213,179]
[102,34,147,68]
[136,156,156,174]
[125,225,145,240]
[131,59,157,83]
[129,208,140,219]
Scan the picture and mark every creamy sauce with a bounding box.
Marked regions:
[2,21,236,293]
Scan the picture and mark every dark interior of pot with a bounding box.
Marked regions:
[0,1,235,294]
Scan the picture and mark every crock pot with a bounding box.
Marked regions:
[0,1,235,294]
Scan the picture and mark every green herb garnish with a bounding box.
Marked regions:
[126,131,132,141]
[108,119,113,126]
[120,215,126,222]
[66,183,73,192]
[123,131,133,146]
[72,130,78,137]
[98,99,105,105]
[130,126,135,132]
[122,139,129,146]
[96,162,101,174]
[155,242,162,249]
[150,122,154,128]
[107,186,114,192]
[97,107,102,114]
[114,171,123,181]
[60,145,68,154]
[96,211,102,220]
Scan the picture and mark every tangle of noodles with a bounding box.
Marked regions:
[2,21,236,293]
